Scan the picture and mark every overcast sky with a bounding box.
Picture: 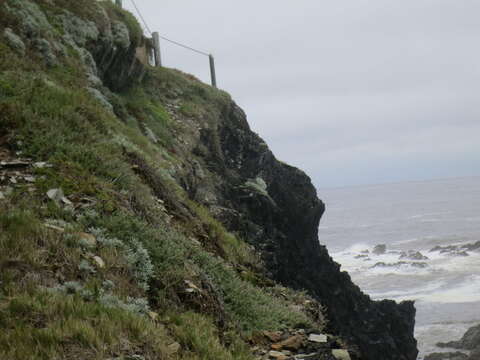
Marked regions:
[124,0,480,188]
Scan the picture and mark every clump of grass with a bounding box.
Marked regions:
[170,312,253,360]
[0,290,170,360]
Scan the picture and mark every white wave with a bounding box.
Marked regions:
[420,274,480,303]
[368,280,446,301]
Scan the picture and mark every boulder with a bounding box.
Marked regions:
[271,335,304,351]
[400,251,429,261]
[372,244,387,255]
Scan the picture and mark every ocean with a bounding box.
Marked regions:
[318,177,480,359]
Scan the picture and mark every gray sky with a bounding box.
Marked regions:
[124,0,480,188]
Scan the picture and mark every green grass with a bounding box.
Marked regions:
[0,291,171,360]
[0,1,326,357]
[171,312,253,360]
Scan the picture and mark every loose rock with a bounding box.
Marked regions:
[308,334,328,343]
[268,350,288,360]
[332,349,351,360]
[264,331,283,343]
[47,188,65,203]
[271,335,303,351]
[92,256,105,268]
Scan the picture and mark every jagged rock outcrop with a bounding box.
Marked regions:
[179,101,418,360]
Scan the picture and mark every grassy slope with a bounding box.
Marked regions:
[0,1,325,359]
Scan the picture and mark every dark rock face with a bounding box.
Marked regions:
[188,101,418,360]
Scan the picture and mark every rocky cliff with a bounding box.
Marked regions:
[0,1,417,359]
[170,94,418,360]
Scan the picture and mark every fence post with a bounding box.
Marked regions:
[152,32,162,67]
[115,0,122,8]
[209,54,217,88]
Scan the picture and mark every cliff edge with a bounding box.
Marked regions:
[0,1,417,359]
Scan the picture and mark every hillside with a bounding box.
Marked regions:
[0,1,417,359]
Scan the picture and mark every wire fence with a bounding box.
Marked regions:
[122,0,217,87]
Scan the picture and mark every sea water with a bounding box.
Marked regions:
[318,177,480,359]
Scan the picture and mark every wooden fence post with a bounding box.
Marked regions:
[209,54,217,88]
[115,0,122,8]
[152,32,162,67]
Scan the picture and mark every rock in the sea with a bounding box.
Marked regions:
[400,250,429,261]
[373,244,387,255]
[371,261,428,269]
[424,352,468,360]
[438,324,480,350]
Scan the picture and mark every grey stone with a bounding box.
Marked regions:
[46,188,64,203]
[92,256,105,268]
[332,349,351,360]
[0,191,5,200]
[112,20,130,49]
[308,333,328,343]
[3,28,26,55]
[294,354,321,360]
